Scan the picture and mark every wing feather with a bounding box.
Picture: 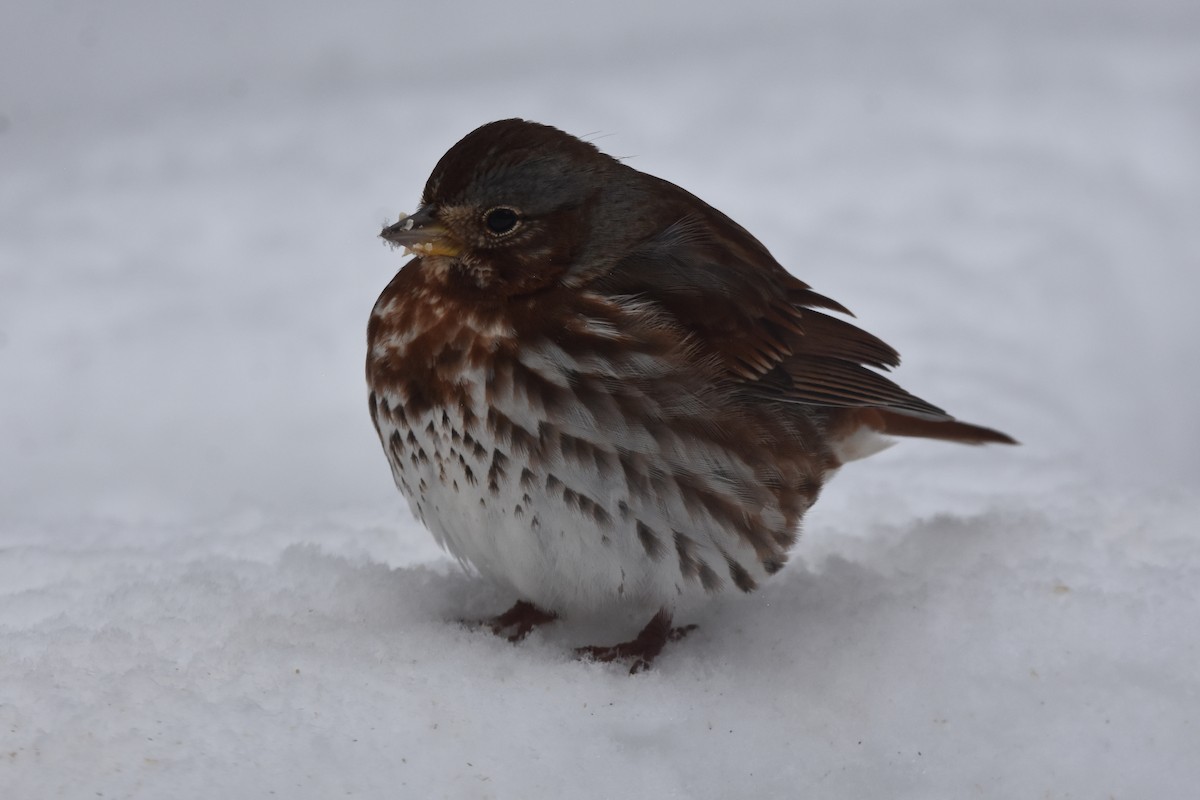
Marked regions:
[590,199,945,419]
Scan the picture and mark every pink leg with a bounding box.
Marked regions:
[576,609,697,674]
[485,600,558,642]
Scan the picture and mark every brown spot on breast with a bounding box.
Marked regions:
[367,265,510,418]
[698,562,722,593]
[636,520,665,561]
[391,403,408,427]
[486,408,538,456]
[675,472,776,561]
[519,468,536,490]
[674,530,700,580]
[726,558,758,593]
[488,450,508,494]
[556,432,615,475]
[510,357,573,417]
[562,487,581,511]
[561,488,612,527]
[618,452,650,497]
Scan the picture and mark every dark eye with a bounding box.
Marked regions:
[483,207,520,236]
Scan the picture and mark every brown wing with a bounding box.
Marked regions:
[591,203,952,421]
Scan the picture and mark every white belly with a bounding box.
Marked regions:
[375,385,674,616]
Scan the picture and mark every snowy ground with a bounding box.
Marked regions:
[2,1,1198,797]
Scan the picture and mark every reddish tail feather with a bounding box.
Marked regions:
[872,409,1017,446]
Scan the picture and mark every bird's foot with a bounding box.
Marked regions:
[476,600,558,642]
[576,609,697,674]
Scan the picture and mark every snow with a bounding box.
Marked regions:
[2,0,1198,797]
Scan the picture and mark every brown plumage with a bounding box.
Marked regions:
[368,119,1014,672]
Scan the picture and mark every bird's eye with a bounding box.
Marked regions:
[483,207,520,236]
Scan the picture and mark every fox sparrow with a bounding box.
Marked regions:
[369,119,1014,671]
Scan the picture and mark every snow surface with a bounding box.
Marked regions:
[2,1,1198,797]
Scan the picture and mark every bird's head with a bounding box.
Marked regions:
[380,119,638,297]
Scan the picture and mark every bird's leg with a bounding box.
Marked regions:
[485,600,558,642]
[576,609,698,674]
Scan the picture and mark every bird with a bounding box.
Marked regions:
[368,119,1015,672]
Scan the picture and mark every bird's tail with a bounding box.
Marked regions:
[871,408,1017,445]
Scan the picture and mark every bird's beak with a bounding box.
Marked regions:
[380,206,463,258]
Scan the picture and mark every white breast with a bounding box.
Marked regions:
[368,292,802,616]
[373,364,792,617]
